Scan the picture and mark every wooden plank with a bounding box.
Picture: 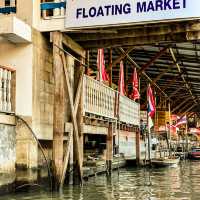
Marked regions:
[52,32,64,189]
[80,32,188,48]
[60,125,73,188]
[60,51,83,183]
[72,22,200,42]
[62,34,85,58]
[82,124,108,135]
[74,69,84,116]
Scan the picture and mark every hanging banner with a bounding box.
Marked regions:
[65,0,200,29]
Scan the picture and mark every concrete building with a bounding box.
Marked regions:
[0,0,141,190]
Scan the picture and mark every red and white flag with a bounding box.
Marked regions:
[97,49,109,82]
[175,115,187,127]
[118,61,125,96]
[147,85,156,118]
[147,85,156,128]
[130,68,140,101]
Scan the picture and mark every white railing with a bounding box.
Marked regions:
[0,0,16,14]
[83,75,116,119]
[83,75,140,126]
[41,0,65,19]
[119,95,140,126]
[0,66,14,113]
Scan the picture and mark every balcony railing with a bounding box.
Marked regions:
[0,0,16,14]
[83,75,140,126]
[83,75,116,119]
[0,66,15,113]
[119,95,140,126]
[40,0,66,19]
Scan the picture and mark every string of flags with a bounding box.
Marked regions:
[96,48,189,134]
[97,48,141,101]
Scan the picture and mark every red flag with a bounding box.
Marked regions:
[130,68,140,101]
[118,61,125,96]
[97,49,109,82]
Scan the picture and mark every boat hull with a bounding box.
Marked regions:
[151,158,180,167]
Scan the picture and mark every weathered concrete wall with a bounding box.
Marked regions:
[0,37,33,116]
[116,130,136,158]
[16,117,38,169]
[15,30,54,169]
[32,30,54,141]
[0,123,16,187]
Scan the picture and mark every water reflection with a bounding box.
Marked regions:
[2,161,200,200]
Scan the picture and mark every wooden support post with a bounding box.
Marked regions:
[52,32,65,189]
[60,52,83,184]
[60,124,73,188]
[106,122,113,174]
[136,129,140,165]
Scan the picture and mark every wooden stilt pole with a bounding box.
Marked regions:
[136,128,141,165]
[52,32,65,189]
[106,122,113,174]
[60,125,73,188]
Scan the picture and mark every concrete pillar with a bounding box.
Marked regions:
[52,32,64,189]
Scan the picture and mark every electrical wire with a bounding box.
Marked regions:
[15,115,53,190]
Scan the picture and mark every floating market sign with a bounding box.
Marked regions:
[65,0,200,29]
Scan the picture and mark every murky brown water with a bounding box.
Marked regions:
[1,160,200,200]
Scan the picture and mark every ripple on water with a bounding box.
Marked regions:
[1,161,200,200]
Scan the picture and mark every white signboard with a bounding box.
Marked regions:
[65,0,200,29]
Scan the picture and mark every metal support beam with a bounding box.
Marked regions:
[140,64,173,94]
[172,97,192,113]
[166,86,183,100]
[138,47,168,75]
[112,47,135,66]
[118,47,169,98]
[177,102,194,115]
[180,104,197,118]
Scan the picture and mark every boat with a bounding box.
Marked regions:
[151,157,180,167]
[188,147,200,160]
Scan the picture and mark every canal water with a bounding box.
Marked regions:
[1,160,200,200]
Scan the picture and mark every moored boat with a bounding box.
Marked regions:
[151,157,180,167]
[188,147,200,160]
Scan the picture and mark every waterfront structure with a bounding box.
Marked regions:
[0,0,200,191]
